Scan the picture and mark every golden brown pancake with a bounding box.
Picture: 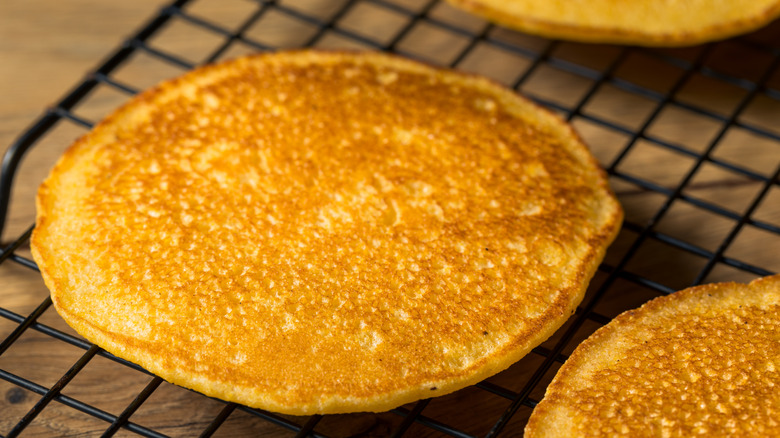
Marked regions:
[525,274,780,437]
[446,0,780,46]
[31,50,622,415]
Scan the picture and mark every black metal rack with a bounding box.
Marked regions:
[1,0,778,436]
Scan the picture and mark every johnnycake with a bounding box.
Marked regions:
[31,50,622,415]
[446,0,780,46]
[525,274,780,437]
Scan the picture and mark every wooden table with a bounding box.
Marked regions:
[1,1,778,436]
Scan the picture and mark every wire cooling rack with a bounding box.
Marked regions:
[1,0,779,436]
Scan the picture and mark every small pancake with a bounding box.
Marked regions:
[31,50,622,415]
[525,274,780,437]
[446,0,780,46]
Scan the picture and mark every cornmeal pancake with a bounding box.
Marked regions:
[446,0,780,46]
[525,274,780,437]
[31,50,622,415]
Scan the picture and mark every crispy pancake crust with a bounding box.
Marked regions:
[525,274,780,437]
[32,50,622,415]
[446,0,780,46]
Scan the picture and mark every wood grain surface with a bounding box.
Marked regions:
[1,0,778,437]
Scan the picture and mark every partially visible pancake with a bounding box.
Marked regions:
[446,0,780,46]
[525,274,780,437]
[31,50,622,415]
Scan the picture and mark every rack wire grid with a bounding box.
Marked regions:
[1,0,779,436]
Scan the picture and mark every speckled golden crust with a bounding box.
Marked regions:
[446,0,780,46]
[525,274,780,437]
[31,50,621,415]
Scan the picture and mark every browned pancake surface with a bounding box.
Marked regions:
[526,274,780,437]
[32,51,622,415]
[447,0,780,46]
